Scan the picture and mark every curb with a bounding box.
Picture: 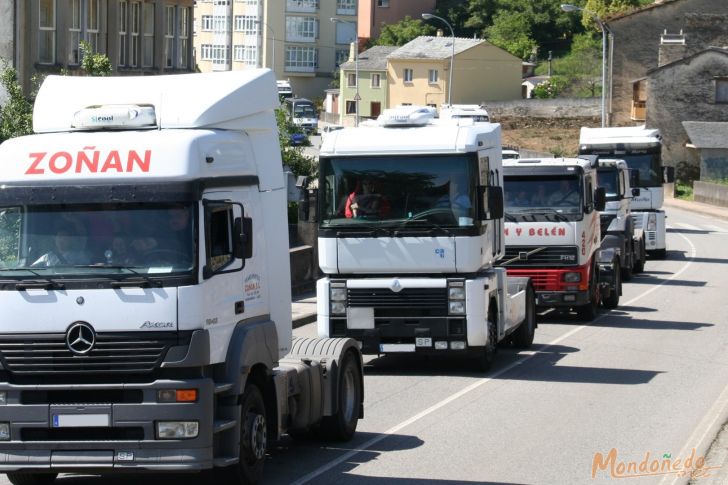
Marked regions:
[664,197,728,222]
[292,313,317,329]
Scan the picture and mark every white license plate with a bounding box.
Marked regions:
[53,414,110,428]
[379,343,415,353]
[415,337,432,347]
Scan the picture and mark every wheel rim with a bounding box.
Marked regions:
[341,365,358,423]
[245,412,267,461]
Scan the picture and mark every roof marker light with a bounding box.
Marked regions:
[72,105,157,130]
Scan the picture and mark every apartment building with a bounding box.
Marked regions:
[358,0,435,45]
[7,0,194,94]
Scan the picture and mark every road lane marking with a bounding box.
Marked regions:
[291,233,698,485]
[674,222,700,231]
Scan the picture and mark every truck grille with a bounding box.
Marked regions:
[500,246,578,267]
[631,214,643,229]
[0,332,190,376]
[600,214,616,234]
[348,288,448,316]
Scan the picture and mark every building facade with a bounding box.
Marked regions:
[387,36,522,109]
[9,0,194,94]
[357,0,435,44]
[606,0,728,126]
[338,44,395,124]
[646,48,728,171]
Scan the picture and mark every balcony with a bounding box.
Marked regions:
[631,100,646,121]
[287,0,318,13]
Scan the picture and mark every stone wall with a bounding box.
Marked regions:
[485,98,600,119]
[694,181,728,208]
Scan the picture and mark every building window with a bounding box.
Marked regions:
[286,0,318,13]
[69,0,82,64]
[335,49,348,67]
[86,0,100,53]
[234,45,257,65]
[234,15,257,35]
[236,0,258,4]
[336,0,356,16]
[118,1,128,65]
[428,69,438,84]
[142,2,154,67]
[403,68,413,83]
[200,44,212,60]
[201,15,213,31]
[347,72,356,87]
[285,45,317,72]
[129,2,141,67]
[201,44,229,64]
[371,73,381,88]
[345,100,356,114]
[165,6,175,68]
[286,16,318,42]
[178,7,190,68]
[377,0,389,6]
[213,15,227,32]
[39,0,56,64]
[716,78,728,104]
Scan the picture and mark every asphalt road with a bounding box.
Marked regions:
[3,204,728,485]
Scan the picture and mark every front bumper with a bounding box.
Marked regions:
[535,290,589,307]
[0,378,215,472]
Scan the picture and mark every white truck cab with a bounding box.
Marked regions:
[0,70,363,485]
[314,106,535,370]
[439,104,490,123]
[579,126,672,258]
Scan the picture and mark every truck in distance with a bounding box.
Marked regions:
[499,156,619,319]
[284,97,318,134]
[313,106,536,371]
[597,158,647,281]
[579,126,673,259]
[0,70,363,485]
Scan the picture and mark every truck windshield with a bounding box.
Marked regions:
[619,153,661,187]
[504,175,583,220]
[294,105,316,118]
[0,203,195,277]
[319,155,477,230]
[597,169,619,198]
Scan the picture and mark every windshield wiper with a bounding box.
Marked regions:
[527,208,570,222]
[0,268,65,290]
[396,220,453,237]
[504,212,517,222]
[336,224,392,237]
[71,264,160,288]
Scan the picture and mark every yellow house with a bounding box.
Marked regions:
[387,36,522,109]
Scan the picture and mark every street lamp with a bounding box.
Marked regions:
[421,13,455,106]
[561,3,609,127]
[255,20,275,71]
[330,17,359,127]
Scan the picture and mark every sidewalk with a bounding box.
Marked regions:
[292,292,317,328]
[664,197,728,222]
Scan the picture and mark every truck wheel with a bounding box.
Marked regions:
[621,241,633,281]
[223,383,267,485]
[576,265,600,321]
[320,350,362,441]
[602,264,621,309]
[512,284,535,349]
[6,474,57,485]
[474,311,497,372]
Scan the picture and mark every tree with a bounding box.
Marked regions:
[79,41,112,76]
[275,108,316,179]
[532,76,568,99]
[374,16,436,46]
[486,11,537,61]
[538,33,601,97]
[0,65,35,143]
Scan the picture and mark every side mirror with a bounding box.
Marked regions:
[629,169,640,188]
[663,166,675,183]
[481,186,504,220]
[631,188,641,197]
[594,187,606,212]
[233,216,253,260]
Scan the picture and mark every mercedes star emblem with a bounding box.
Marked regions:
[65,322,96,355]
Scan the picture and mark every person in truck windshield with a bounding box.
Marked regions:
[345,179,390,219]
[548,179,580,206]
[32,223,90,267]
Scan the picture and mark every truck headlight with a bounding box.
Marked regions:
[448,287,465,300]
[563,272,582,283]
[647,213,657,231]
[0,423,9,441]
[449,301,465,314]
[156,421,199,440]
[330,287,347,302]
[331,302,346,315]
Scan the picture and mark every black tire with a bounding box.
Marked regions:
[602,263,621,309]
[621,240,633,281]
[221,383,267,485]
[576,264,600,321]
[633,240,645,273]
[320,350,362,441]
[6,473,57,485]
[512,284,536,348]
[474,309,498,372]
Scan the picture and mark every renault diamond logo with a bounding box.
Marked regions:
[66,322,96,355]
[390,279,403,293]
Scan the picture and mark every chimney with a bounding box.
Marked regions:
[658,29,687,66]
[348,41,356,62]
[436,29,444,37]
